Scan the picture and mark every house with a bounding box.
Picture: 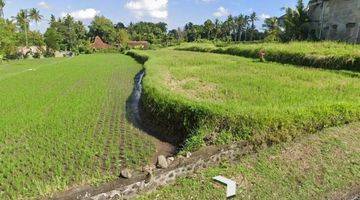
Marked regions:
[127,41,150,49]
[308,0,360,43]
[91,36,111,49]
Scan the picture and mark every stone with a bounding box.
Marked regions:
[167,157,175,164]
[120,169,132,179]
[186,152,192,158]
[142,164,155,172]
[157,155,168,169]
[145,171,153,183]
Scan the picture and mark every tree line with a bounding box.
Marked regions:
[0,0,310,60]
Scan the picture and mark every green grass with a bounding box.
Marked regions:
[0,54,155,199]
[137,122,360,200]
[175,41,360,71]
[131,49,360,150]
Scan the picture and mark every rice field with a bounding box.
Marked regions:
[133,49,360,150]
[175,41,360,71]
[0,54,155,199]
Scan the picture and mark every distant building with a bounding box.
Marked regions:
[127,41,150,49]
[91,36,111,49]
[308,0,360,43]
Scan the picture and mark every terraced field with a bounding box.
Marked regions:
[0,54,155,199]
[131,49,360,151]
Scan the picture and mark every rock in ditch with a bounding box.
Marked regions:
[145,171,153,183]
[167,157,175,164]
[142,164,156,172]
[186,152,192,158]
[157,155,168,169]
[120,169,132,179]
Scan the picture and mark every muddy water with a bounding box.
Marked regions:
[127,70,176,161]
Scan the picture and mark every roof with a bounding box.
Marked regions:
[127,41,150,49]
[91,36,111,49]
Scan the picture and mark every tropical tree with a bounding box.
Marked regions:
[114,29,129,46]
[263,17,281,41]
[14,9,30,47]
[213,19,222,40]
[29,8,43,31]
[282,0,309,41]
[235,14,247,41]
[249,12,258,40]
[44,27,61,50]
[203,19,214,39]
[88,15,116,43]
[0,0,5,18]
[0,18,18,58]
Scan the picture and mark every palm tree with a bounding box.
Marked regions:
[29,8,43,31]
[14,9,30,47]
[249,12,258,41]
[235,14,246,41]
[263,17,281,41]
[213,19,221,39]
[243,15,250,41]
[0,0,5,18]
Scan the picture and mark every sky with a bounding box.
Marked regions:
[3,0,310,32]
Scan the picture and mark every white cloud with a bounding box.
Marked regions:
[213,6,229,17]
[61,8,100,20]
[125,0,168,19]
[260,13,271,20]
[38,1,51,10]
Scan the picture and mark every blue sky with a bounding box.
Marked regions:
[3,0,309,32]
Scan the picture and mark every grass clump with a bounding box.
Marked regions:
[130,49,360,150]
[175,41,360,71]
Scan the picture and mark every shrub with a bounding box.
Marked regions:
[33,52,41,59]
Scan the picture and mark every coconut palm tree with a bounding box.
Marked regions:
[249,12,258,41]
[235,14,246,41]
[0,0,5,18]
[29,8,43,31]
[14,9,30,47]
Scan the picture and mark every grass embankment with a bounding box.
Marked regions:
[138,122,360,200]
[129,50,360,151]
[175,42,360,71]
[0,54,155,199]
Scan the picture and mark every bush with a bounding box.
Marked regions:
[44,50,55,58]
[33,52,41,59]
